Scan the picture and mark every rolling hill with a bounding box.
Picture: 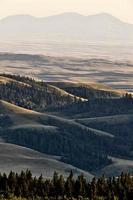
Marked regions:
[0,99,114,138]
[49,82,126,99]
[0,74,133,177]
[0,99,114,173]
[0,74,128,110]
[12,100,114,138]
[0,74,83,110]
[0,97,133,177]
[0,142,93,179]
[98,156,133,177]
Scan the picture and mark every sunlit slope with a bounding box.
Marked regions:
[48,82,127,98]
[0,75,30,86]
[0,100,38,114]
[0,75,87,111]
[0,100,57,131]
[47,84,87,101]
[0,74,86,101]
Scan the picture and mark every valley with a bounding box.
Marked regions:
[0,53,132,92]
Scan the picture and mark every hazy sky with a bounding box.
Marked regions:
[0,0,133,23]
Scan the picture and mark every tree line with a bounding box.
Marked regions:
[50,83,121,99]
[50,98,133,118]
[0,170,132,200]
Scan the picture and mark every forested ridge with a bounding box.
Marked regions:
[1,74,131,112]
[0,115,111,172]
[0,170,132,200]
[0,74,78,111]
[0,74,132,117]
[50,98,133,117]
[48,82,122,99]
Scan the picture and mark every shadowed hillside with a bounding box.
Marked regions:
[0,142,93,179]
[0,100,113,173]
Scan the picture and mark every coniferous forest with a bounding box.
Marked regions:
[0,170,132,200]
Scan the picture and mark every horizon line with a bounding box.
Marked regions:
[0,12,132,25]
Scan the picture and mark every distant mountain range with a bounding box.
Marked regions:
[0,12,133,41]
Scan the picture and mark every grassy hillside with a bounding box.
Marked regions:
[0,74,81,111]
[48,82,127,99]
[0,75,30,86]
[1,99,133,176]
[98,156,133,177]
[0,100,113,173]
[0,142,93,179]
[0,74,129,113]
[0,100,114,137]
